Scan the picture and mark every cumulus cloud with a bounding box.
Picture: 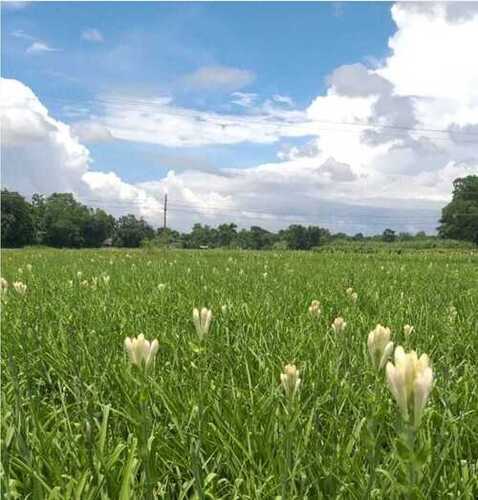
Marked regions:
[182,65,255,91]
[319,157,357,182]
[1,78,162,223]
[81,28,104,43]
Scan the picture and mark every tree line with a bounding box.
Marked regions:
[1,175,477,249]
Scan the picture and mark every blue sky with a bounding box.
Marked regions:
[2,2,477,233]
[2,1,395,183]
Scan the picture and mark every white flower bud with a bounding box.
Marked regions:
[368,324,393,369]
[385,346,433,427]
[331,317,347,333]
[308,300,321,318]
[124,334,159,369]
[193,307,213,340]
[13,281,27,295]
[280,364,301,399]
[403,324,414,337]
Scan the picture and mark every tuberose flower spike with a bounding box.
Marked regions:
[368,324,394,369]
[193,307,213,340]
[124,334,159,369]
[385,346,433,427]
[280,364,301,399]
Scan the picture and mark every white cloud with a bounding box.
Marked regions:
[71,121,113,143]
[11,29,35,40]
[182,65,255,91]
[231,92,257,108]
[90,94,312,147]
[1,78,162,223]
[26,42,60,54]
[272,94,295,107]
[81,28,104,43]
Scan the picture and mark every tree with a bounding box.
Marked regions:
[114,214,154,247]
[42,193,90,247]
[438,175,478,244]
[282,225,308,250]
[382,228,396,243]
[83,209,116,247]
[216,223,237,247]
[1,190,34,247]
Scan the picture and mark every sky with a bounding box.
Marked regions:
[2,1,478,234]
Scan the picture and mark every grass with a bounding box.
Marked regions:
[1,247,477,498]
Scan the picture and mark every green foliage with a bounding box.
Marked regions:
[114,214,155,248]
[382,228,397,243]
[438,175,478,244]
[1,248,477,498]
[1,190,34,248]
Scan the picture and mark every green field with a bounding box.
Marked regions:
[1,248,477,499]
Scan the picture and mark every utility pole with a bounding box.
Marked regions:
[163,193,168,230]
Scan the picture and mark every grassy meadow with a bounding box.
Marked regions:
[1,247,477,499]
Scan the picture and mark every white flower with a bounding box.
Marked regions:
[80,280,89,288]
[77,271,83,279]
[1,277,8,297]
[346,287,354,296]
[193,307,213,340]
[17,268,23,275]
[403,324,414,337]
[331,317,347,333]
[386,346,433,427]
[280,364,301,399]
[102,275,110,285]
[13,281,27,295]
[124,334,159,368]
[308,300,321,318]
[26,264,33,272]
[221,304,228,314]
[350,292,358,304]
[158,283,166,291]
[367,324,394,369]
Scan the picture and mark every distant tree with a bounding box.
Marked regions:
[438,175,478,244]
[332,232,349,241]
[114,214,154,247]
[31,193,47,243]
[83,209,116,247]
[42,193,90,247]
[282,225,309,250]
[1,190,34,247]
[398,232,413,241]
[216,223,237,247]
[155,227,181,247]
[382,228,396,243]
[415,231,427,239]
[306,226,322,248]
[352,232,364,241]
[249,226,273,249]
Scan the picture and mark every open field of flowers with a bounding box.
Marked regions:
[1,247,477,499]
